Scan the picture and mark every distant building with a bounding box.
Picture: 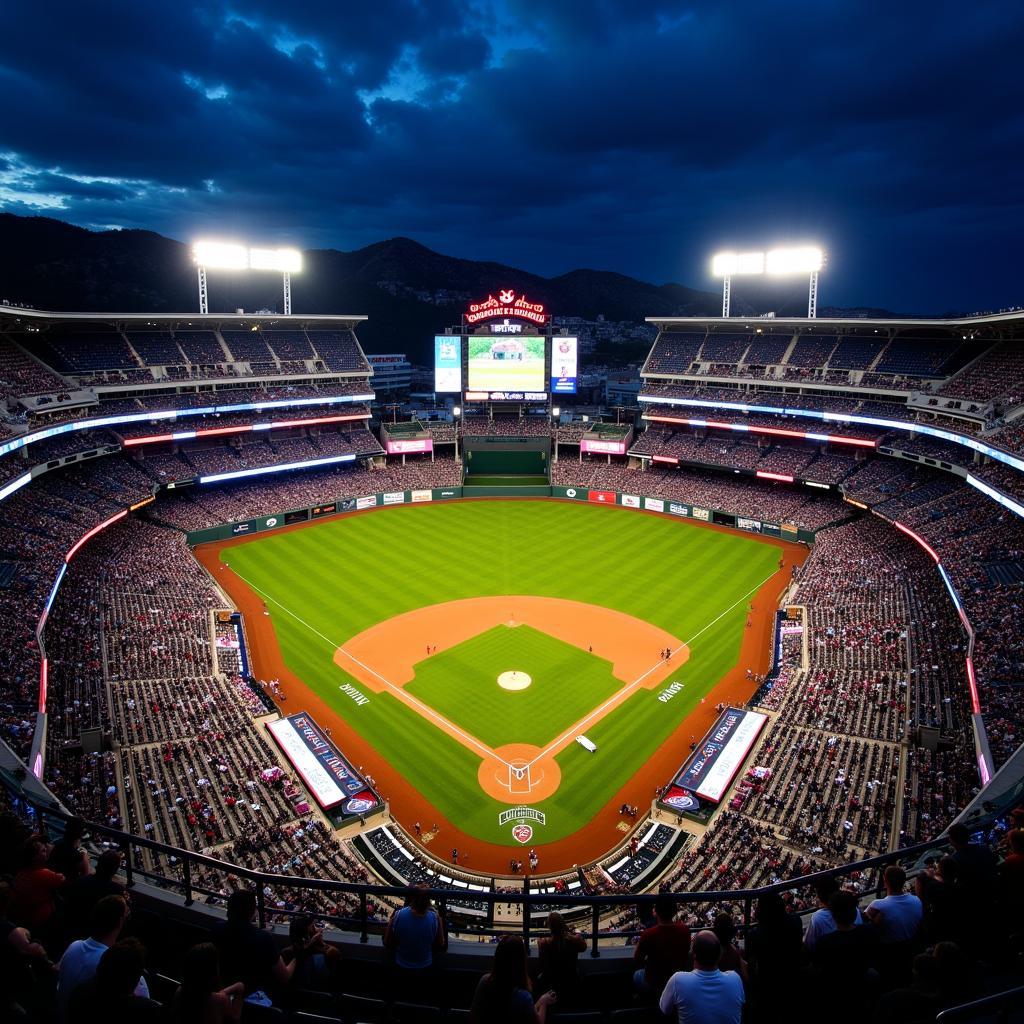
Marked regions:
[367,353,412,394]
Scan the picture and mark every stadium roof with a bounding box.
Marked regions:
[645,311,1024,331]
[0,304,367,330]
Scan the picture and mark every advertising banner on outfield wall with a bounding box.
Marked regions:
[588,490,616,504]
[738,517,761,532]
[621,494,641,508]
[411,489,432,503]
[669,502,689,517]
[356,495,378,510]
[552,486,585,500]
[669,707,768,803]
[383,491,405,505]
[267,713,381,815]
[692,507,710,521]
[644,497,665,512]
[434,488,462,500]
[761,522,780,536]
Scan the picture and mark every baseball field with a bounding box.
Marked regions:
[202,499,798,869]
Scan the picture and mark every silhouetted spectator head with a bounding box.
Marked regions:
[20,835,50,869]
[95,849,123,881]
[814,876,840,906]
[226,889,257,925]
[755,892,788,926]
[408,884,430,913]
[911,951,943,994]
[546,911,567,939]
[692,931,722,970]
[828,890,859,929]
[948,823,971,849]
[884,865,907,894]
[179,943,222,1009]
[91,895,129,939]
[1009,830,1024,855]
[288,914,316,946]
[712,912,737,947]
[63,816,86,844]
[491,935,531,993]
[96,938,146,996]
[654,893,677,923]
[938,855,959,882]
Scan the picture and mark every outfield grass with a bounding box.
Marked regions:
[405,624,621,748]
[221,500,779,845]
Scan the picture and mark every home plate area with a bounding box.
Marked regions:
[478,743,562,803]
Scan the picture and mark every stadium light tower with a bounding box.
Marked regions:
[192,241,303,315]
[711,246,825,317]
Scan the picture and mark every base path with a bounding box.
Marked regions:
[195,505,809,873]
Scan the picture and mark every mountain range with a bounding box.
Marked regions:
[0,213,895,365]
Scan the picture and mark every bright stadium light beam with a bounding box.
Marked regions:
[192,240,304,315]
[709,244,825,318]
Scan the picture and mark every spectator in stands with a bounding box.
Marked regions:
[67,937,164,1023]
[711,912,748,986]
[865,865,922,985]
[383,883,447,1001]
[809,890,879,1018]
[803,876,863,951]
[948,823,998,900]
[65,849,125,937]
[57,895,146,1018]
[535,911,587,1005]
[48,816,92,883]
[0,880,57,1019]
[10,836,65,937]
[632,893,691,998]
[281,913,341,991]
[998,829,1024,922]
[173,942,244,1024]
[659,930,744,1024]
[743,893,802,1014]
[214,889,294,1002]
[915,856,970,945]
[469,935,556,1024]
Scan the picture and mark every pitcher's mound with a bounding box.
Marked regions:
[498,671,532,691]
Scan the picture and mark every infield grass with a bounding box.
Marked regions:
[220,500,780,845]
[405,624,621,748]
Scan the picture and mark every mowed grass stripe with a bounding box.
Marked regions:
[222,501,779,844]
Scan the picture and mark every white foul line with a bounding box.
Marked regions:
[523,570,779,769]
[229,567,512,768]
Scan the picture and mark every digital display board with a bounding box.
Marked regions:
[467,335,545,392]
[581,438,627,455]
[434,336,462,393]
[551,336,578,394]
[385,438,433,455]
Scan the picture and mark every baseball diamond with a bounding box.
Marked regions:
[199,498,802,869]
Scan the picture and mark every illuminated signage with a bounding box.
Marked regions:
[129,495,156,511]
[581,438,627,455]
[386,438,433,455]
[465,289,547,325]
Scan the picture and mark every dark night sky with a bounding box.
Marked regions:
[1,1,1022,313]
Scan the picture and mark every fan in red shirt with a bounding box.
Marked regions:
[633,894,691,997]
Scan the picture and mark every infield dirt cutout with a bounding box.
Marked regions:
[332,595,689,803]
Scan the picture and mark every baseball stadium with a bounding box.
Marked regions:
[1,296,1023,1021]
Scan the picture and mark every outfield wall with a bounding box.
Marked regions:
[185,485,817,544]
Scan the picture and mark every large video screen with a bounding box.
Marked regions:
[434,336,462,393]
[467,335,545,392]
[551,336,578,394]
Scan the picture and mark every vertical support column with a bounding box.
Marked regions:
[722,276,731,318]
[283,271,292,315]
[808,271,818,319]
[197,266,208,315]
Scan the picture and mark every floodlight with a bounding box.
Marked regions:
[250,247,302,273]
[453,406,462,416]
[766,247,823,275]
[193,241,248,270]
[711,252,765,277]
[552,406,561,417]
